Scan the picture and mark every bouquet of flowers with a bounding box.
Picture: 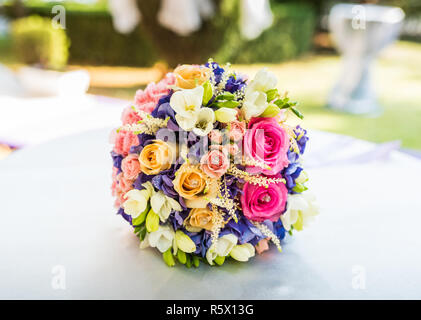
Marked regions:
[110,60,318,267]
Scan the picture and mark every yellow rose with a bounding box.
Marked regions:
[138,140,174,175]
[174,65,211,89]
[185,207,217,232]
[173,163,217,208]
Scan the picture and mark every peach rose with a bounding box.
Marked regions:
[200,149,230,179]
[185,207,217,232]
[138,140,174,175]
[173,163,217,208]
[121,154,141,180]
[173,64,211,89]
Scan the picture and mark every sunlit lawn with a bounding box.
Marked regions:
[241,41,421,150]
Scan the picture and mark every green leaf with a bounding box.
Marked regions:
[177,250,187,264]
[213,100,240,109]
[260,104,281,117]
[214,256,225,266]
[192,255,200,268]
[163,248,176,267]
[216,92,235,101]
[274,97,298,109]
[132,203,150,226]
[138,226,147,241]
[145,208,159,233]
[266,89,279,102]
[292,183,307,193]
[185,254,192,268]
[291,107,304,119]
[202,81,213,105]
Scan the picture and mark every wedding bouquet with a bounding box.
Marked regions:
[110,60,318,267]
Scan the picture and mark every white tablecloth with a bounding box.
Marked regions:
[0,95,126,147]
[0,127,421,299]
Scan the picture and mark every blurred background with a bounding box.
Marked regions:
[0,0,420,159]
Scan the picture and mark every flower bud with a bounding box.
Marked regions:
[230,243,255,262]
[175,230,196,253]
[215,107,237,123]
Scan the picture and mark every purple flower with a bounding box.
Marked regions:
[151,92,180,131]
[130,133,155,154]
[221,215,265,246]
[168,210,189,231]
[205,62,225,84]
[111,151,123,173]
[282,161,303,193]
[186,230,212,257]
[117,207,132,225]
[225,75,246,93]
[273,220,286,240]
[151,168,178,198]
[294,126,309,155]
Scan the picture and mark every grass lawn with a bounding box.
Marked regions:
[235,41,421,150]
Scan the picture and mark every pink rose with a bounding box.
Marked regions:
[229,120,246,141]
[121,106,142,125]
[121,154,141,180]
[200,149,230,179]
[244,117,289,175]
[240,177,288,222]
[113,130,139,156]
[255,239,270,255]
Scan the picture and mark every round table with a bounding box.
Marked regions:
[0,128,420,299]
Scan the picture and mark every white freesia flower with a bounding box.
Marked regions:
[151,190,182,222]
[242,90,268,120]
[206,234,238,265]
[193,107,215,136]
[242,68,278,120]
[281,192,319,231]
[230,243,255,262]
[170,86,204,131]
[140,225,175,253]
[122,181,154,218]
[247,68,277,93]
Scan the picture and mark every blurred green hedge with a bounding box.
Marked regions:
[215,1,316,64]
[11,15,70,70]
[4,0,316,67]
